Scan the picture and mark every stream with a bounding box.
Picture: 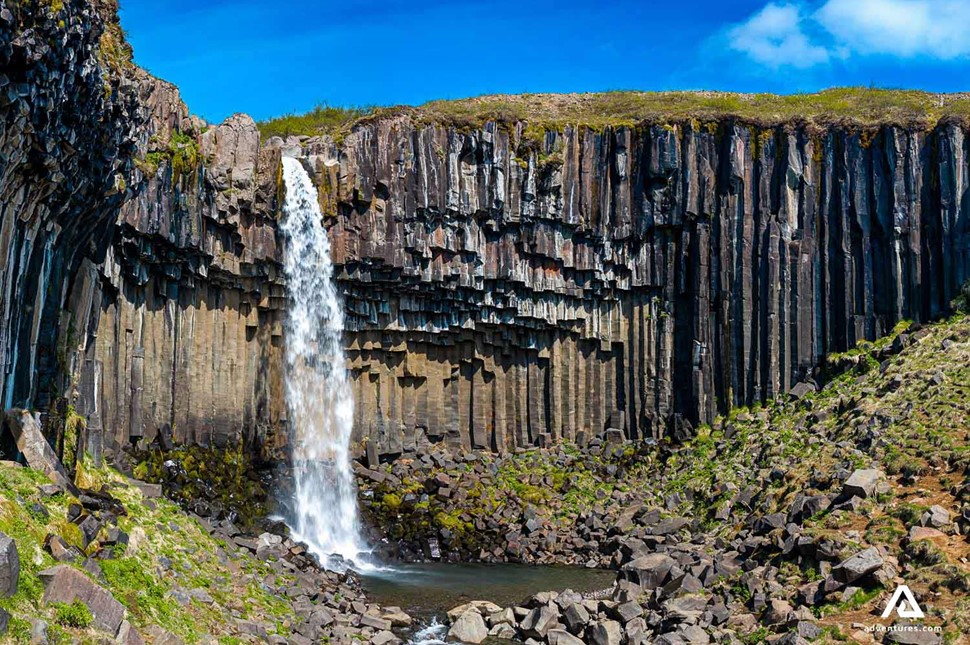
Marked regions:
[361,563,616,643]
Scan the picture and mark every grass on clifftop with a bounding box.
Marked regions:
[257,104,374,139]
[405,88,970,130]
[259,88,970,139]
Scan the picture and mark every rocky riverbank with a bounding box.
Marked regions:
[358,314,970,643]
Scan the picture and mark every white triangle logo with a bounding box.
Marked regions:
[881,584,925,619]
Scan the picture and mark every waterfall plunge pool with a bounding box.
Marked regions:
[361,562,615,624]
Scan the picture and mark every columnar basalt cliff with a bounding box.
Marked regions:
[2,0,970,464]
[308,117,970,455]
[1,0,286,460]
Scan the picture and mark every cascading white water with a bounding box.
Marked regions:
[280,157,370,570]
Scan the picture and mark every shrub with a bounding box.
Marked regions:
[52,600,92,628]
[951,280,970,313]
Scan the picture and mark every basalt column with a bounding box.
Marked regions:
[300,118,970,457]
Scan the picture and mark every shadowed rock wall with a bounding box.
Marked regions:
[0,0,287,460]
[303,117,970,455]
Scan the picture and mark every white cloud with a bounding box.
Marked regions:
[815,0,970,59]
[726,0,970,70]
[727,3,831,68]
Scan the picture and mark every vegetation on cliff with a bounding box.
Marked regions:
[258,88,970,141]
[257,104,373,139]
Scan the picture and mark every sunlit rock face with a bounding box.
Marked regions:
[2,2,969,461]
[305,117,969,455]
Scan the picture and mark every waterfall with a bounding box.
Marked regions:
[280,157,370,570]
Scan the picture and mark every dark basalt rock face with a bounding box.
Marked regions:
[1,1,969,462]
[0,0,139,412]
[0,0,286,459]
[304,117,970,456]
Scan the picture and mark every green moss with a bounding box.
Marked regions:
[52,600,93,628]
[136,132,201,183]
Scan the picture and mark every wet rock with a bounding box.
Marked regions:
[447,601,501,622]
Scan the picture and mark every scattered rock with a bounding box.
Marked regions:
[842,469,885,499]
[447,609,489,644]
[0,533,18,597]
[38,565,125,634]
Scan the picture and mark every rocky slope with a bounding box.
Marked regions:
[357,313,970,643]
[0,456,413,643]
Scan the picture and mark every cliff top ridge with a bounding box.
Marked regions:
[258,87,970,140]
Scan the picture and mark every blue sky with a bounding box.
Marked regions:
[120,0,970,123]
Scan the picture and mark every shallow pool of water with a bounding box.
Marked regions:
[362,562,616,643]
[361,562,615,621]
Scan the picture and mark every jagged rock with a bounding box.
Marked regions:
[614,601,643,623]
[447,601,502,622]
[371,630,400,645]
[30,619,49,644]
[622,553,675,589]
[521,605,560,637]
[548,629,585,645]
[3,411,78,495]
[588,619,622,645]
[562,603,590,632]
[842,469,885,499]
[144,625,185,645]
[0,534,18,597]
[909,526,946,541]
[920,505,950,528]
[788,381,816,400]
[117,620,145,645]
[38,565,125,634]
[883,627,943,644]
[488,608,515,627]
[763,598,793,624]
[488,623,517,639]
[447,609,489,644]
[833,547,884,584]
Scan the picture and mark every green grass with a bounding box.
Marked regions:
[52,600,93,628]
[267,88,970,142]
[257,104,375,139]
[0,459,295,644]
